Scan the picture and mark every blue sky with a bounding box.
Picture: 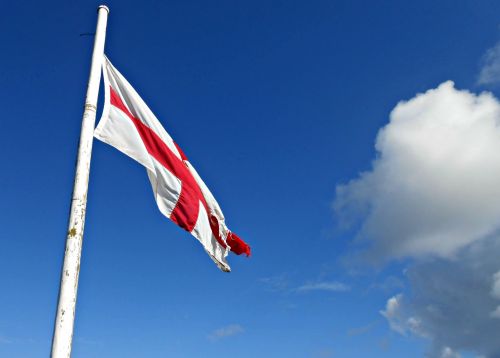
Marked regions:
[2,1,500,357]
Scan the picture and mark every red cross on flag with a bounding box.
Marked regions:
[94,56,250,272]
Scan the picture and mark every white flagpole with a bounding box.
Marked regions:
[51,5,109,358]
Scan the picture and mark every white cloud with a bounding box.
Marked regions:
[260,275,350,294]
[380,294,406,335]
[296,281,350,293]
[207,324,244,341]
[380,237,500,357]
[335,82,500,357]
[478,42,500,86]
[380,294,424,337]
[335,81,500,261]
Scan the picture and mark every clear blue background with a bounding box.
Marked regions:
[1,1,498,357]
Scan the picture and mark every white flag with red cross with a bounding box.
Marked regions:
[94,56,250,272]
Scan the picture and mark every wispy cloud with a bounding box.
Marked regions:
[207,324,244,342]
[260,274,351,295]
[258,273,290,292]
[478,41,500,85]
[296,281,350,293]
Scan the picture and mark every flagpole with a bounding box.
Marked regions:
[51,5,109,357]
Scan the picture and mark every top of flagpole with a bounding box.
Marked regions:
[98,5,109,13]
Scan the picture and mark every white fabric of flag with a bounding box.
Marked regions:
[94,56,250,272]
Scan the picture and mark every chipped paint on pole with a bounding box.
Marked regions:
[51,6,109,358]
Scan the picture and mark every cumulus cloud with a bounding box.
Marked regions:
[380,294,423,336]
[478,42,500,86]
[335,81,500,261]
[380,294,405,334]
[381,237,500,357]
[296,281,350,293]
[207,324,244,341]
[335,82,500,357]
